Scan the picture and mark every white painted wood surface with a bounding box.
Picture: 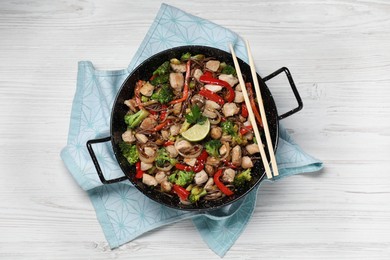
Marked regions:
[1,0,389,259]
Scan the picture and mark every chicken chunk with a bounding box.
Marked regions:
[241,156,254,169]
[142,174,158,186]
[170,63,186,73]
[139,82,154,97]
[206,60,220,72]
[194,170,208,185]
[218,74,238,87]
[205,84,222,93]
[234,91,244,103]
[222,168,236,183]
[193,68,203,81]
[222,103,240,117]
[169,72,184,91]
[231,145,242,167]
[140,117,157,130]
[121,130,136,143]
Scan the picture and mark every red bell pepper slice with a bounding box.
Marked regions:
[199,75,235,102]
[241,103,248,118]
[170,60,191,105]
[175,150,209,173]
[175,163,192,171]
[239,125,253,135]
[172,184,190,201]
[153,119,171,132]
[214,169,234,196]
[135,161,144,179]
[160,105,168,121]
[199,88,225,106]
[246,82,263,127]
[163,140,174,147]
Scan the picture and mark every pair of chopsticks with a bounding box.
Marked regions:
[229,41,278,179]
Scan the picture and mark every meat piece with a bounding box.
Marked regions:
[139,82,154,97]
[161,180,172,192]
[172,102,182,115]
[205,84,222,92]
[231,145,242,167]
[165,145,178,158]
[204,164,215,176]
[205,60,220,72]
[141,162,153,171]
[205,100,221,110]
[170,63,186,73]
[194,170,208,185]
[218,74,238,87]
[204,177,214,191]
[135,133,148,144]
[140,117,157,130]
[170,124,180,136]
[234,91,244,103]
[222,168,236,183]
[222,103,240,117]
[246,143,260,154]
[124,99,138,112]
[193,68,203,81]
[169,72,184,91]
[241,156,254,169]
[184,158,197,166]
[155,171,167,183]
[122,130,136,143]
[142,174,158,186]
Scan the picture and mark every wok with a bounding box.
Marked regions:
[87,45,302,211]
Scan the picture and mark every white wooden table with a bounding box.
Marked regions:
[1,0,389,259]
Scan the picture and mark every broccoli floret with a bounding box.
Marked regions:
[234,169,252,187]
[124,109,150,129]
[221,120,245,144]
[221,120,237,136]
[119,142,138,165]
[181,52,191,61]
[153,61,170,76]
[151,74,169,85]
[155,148,177,167]
[221,64,236,76]
[205,139,222,157]
[169,170,194,187]
[189,186,207,203]
[151,84,174,104]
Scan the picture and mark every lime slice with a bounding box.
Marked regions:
[181,119,210,142]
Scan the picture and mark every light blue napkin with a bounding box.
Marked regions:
[61,4,323,257]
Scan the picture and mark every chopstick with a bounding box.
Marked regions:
[229,43,273,179]
[245,40,279,177]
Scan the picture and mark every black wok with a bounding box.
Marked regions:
[87,45,302,211]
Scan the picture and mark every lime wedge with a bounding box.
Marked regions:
[181,119,210,142]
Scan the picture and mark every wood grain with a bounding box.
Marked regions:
[1,0,389,259]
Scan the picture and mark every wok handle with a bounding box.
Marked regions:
[263,67,303,120]
[86,137,128,184]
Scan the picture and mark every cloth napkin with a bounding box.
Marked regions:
[60,3,323,257]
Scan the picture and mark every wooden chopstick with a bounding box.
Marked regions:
[229,44,273,179]
[245,40,279,176]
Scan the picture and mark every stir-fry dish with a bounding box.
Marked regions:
[120,52,263,205]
